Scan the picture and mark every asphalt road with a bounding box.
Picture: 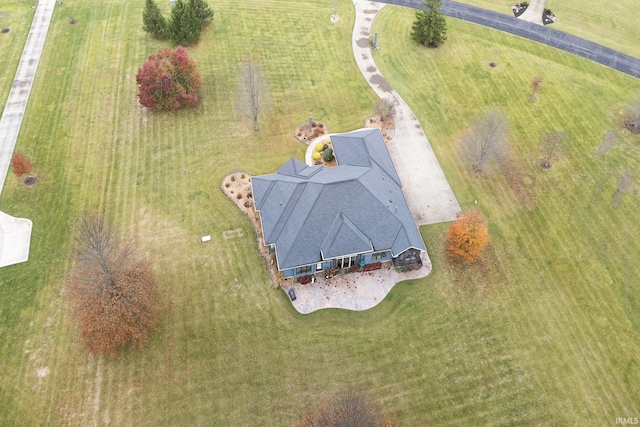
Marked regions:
[377,0,640,79]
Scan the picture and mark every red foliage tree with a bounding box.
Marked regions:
[447,208,490,263]
[66,217,160,354]
[135,46,201,110]
[11,152,32,177]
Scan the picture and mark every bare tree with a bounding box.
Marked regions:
[374,98,395,122]
[540,131,564,169]
[66,216,160,354]
[624,97,640,134]
[529,76,543,101]
[460,110,508,173]
[238,59,268,132]
[297,390,389,427]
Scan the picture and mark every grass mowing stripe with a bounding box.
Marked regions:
[1,0,638,424]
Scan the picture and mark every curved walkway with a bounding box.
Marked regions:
[0,0,57,195]
[378,0,640,79]
[353,1,461,226]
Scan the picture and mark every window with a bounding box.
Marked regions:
[371,251,388,261]
[394,249,421,267]
[295,265,313,275]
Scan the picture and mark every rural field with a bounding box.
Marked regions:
[0,0,639,425]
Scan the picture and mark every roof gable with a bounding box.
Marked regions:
[321,213,373,259]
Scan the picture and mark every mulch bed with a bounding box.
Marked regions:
[24,176,38,187]
[294,121,329,144]
[221,172,287,288]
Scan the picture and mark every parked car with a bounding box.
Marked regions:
[288,288,296,301]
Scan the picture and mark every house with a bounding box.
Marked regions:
[251,128,426,279]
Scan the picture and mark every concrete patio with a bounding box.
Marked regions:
[283,251,431,314]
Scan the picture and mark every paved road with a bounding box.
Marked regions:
[0,0,57,195]
[353,1,461,226]
[378,0,640,79]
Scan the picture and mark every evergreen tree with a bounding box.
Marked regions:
[142,0,167,39]
[189,0,214,22]
[167,0,202,46]
[411,0,447,48]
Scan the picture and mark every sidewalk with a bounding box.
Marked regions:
[352,0,461,225]
[0,0,57,195]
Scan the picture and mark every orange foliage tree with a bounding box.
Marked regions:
[447,208,490,263]
[11,152,32,176]
[66,216,160,354]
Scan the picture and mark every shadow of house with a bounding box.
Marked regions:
[252,128,426,280]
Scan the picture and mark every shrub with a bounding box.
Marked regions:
[323,143,329,151]
[230,175,235,181]
[241,173,246,179]
[312,152,321,161]
[225,183,230,188]
[315,142,324,152]
[297,275,313,284]
[323,148,334,162]
[135,47,200,110]
[11,152,32,177]
[236,194,242,199]
[318,123,324,128]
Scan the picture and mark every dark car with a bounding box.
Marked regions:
[288,288,296,301]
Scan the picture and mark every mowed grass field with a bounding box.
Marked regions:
[0,1,36,106]
[454,0,640,59]
[0,0,639,425]
[373,5,640,424]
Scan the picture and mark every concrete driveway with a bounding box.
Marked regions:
[352,1,461,225]
[0,0,57,194]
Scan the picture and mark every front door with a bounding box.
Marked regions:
[336,255,358,269]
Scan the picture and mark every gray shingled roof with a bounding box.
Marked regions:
[251,129,425,271]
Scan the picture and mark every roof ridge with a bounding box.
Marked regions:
[269,182,307,242]
[255,180,275,211]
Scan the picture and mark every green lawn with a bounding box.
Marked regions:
[0,1,36,108]
[0,0,639,425]
[373,6,640,424]
[454,0,640,59]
